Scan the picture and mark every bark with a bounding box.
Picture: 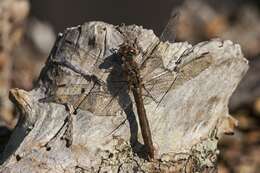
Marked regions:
[0,22,248,172]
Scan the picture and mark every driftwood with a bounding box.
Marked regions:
[0,22,248,172]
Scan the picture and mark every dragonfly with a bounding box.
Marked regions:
[116,38,155,159]
[40,12,187,160]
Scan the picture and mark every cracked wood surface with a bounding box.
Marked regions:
[0,21,248,172]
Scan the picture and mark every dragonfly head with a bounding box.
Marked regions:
[118,43,139,61]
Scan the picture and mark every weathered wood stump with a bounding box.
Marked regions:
[0,22,248,172]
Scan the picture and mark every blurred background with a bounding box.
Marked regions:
[0,0,260,172]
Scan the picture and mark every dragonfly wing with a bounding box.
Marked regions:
[41,79,132,116]
[39,82,98,112]
[143,69,178,105]
[91,85,132,116]
[141,46,209,109]
[160,10,179,43]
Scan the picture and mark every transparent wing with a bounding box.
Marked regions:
[142,67,179,107]
[39,79,132,116]
[139,46,190,108]
[40,51,133,116]
[141,46,210,109]
[160,10,179,43]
